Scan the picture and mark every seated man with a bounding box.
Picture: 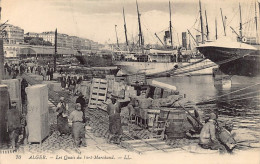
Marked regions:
[199,113,226,153]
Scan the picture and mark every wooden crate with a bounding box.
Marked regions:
[88,78,108,110]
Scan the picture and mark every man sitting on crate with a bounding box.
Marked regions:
[107,96,122,144]
[199,113,226,153]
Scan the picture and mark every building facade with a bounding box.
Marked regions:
[24,32,39,38]
[3,24,24,44]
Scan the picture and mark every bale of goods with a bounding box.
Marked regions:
[126,73,146,85]
[154,87,162,95]
[151,99,161,108]
[26,84,49,143]
[218,128,236,150]
[0,85,9,145]
[167,95,183,103]
[137,97,153,109]
[2,79,21,112]
[153,95,161,99]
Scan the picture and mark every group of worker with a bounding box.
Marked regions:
[5,79,236,154]
[55,94,87,148]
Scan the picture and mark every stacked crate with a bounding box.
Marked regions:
[88,78,108,110]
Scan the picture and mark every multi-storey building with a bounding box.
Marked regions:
[65,36,73,48]
[39,31,68,47]
[24,32,39,38]
[90,41,99,50]
[3,24,24,44]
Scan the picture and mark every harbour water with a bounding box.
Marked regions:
[156,75,260,150]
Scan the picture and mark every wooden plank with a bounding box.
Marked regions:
[134,146,157,152]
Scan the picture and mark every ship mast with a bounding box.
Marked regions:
[205,10,209,40]
[0,0,4,82]
[220,8,226,36]
[255,1,259,43]
[123,7,129,48]
[239,3,243,40]
[114,25,119,48]
[215,17,218,40]
[136,0,144,53]
[169,1,173,48]
[199,0,204,44]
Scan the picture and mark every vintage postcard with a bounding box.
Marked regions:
[0,0,259,164]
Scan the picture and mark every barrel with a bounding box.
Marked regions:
[161,109,187,139]
[0,85,10,145]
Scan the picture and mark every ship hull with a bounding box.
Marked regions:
[75,54,113,67]
[115,59,216,76]
[197,45,260,77]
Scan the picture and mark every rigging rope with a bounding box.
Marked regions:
[196,82,260,105]
[226,89,260,99]
[220,95,260,102]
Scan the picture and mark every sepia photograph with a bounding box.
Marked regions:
[0,0,259,163]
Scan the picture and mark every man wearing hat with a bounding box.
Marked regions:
[7,102,21,149]
[199,113,226,153]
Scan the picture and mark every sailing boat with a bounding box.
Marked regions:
[114,1,216,76]
[197,1,260,77]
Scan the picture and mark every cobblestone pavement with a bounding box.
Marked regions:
[18,73,260,155]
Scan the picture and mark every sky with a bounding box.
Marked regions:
[1,0,258,44]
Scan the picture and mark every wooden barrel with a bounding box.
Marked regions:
[0,85,10,145]
[161,109,187,139]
